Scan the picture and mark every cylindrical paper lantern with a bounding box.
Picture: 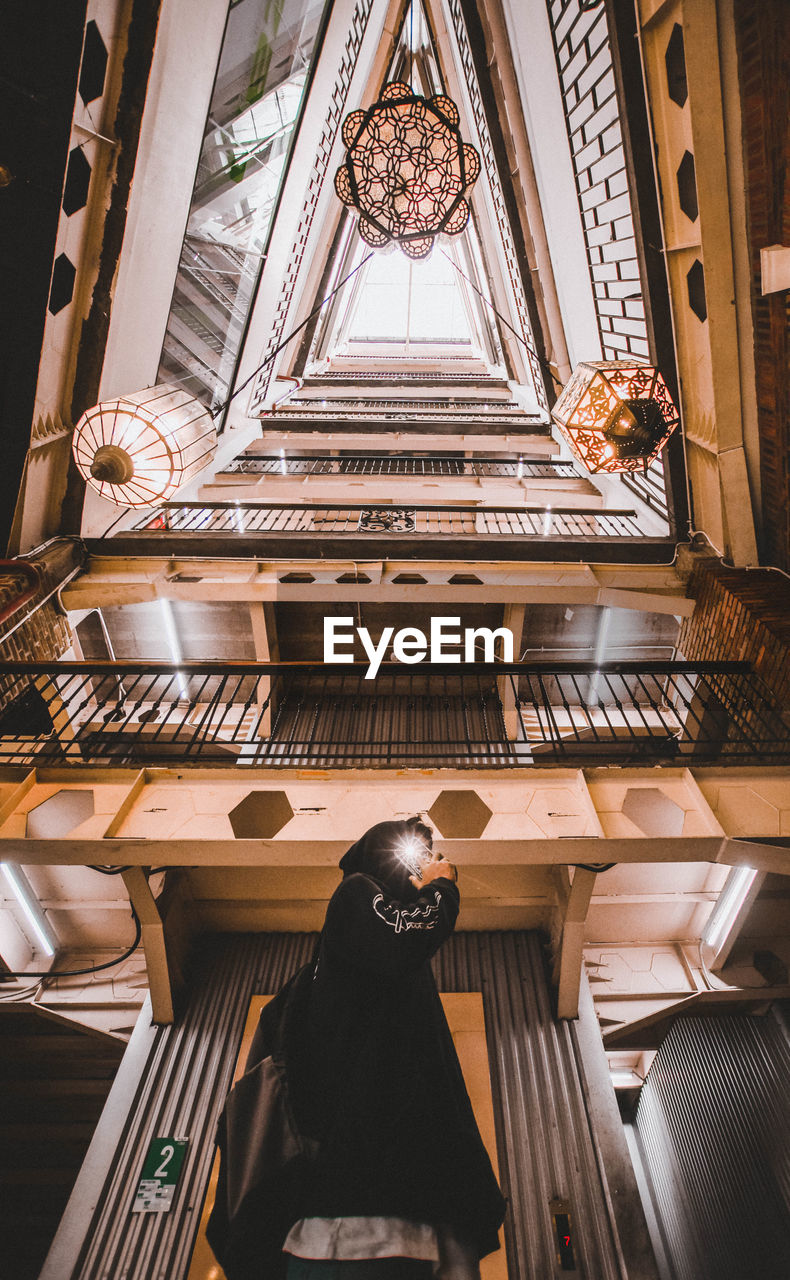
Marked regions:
[72,384,217,507]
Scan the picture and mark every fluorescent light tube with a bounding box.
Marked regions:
[703,865,758,953]
[1,862,56,958]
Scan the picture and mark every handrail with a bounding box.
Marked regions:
[0,660,754,675]
[141,501,638,515]
[0,659,784,769]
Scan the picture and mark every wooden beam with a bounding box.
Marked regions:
[102,770,148,839]
[555,867,597,1019]
[2,834,790,874]
[249,603,279,736]
[120,869,174,1025]
[61,556,690,612]
[498,603,526,738]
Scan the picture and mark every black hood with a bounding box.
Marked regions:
[339,820,423,901]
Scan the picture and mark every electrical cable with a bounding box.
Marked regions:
[721,559,790,585]
[210,252,374,421]
[440,250,564,389]
[0,906,142,980]
[98,508,133,540]
[79,257,374,531]
[0,979,45,1002]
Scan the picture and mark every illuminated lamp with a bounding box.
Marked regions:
[334,81,481,260]
[72,384,216,508]
[550,361,680,474]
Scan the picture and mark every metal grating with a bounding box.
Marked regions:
[634,1014,790,1280]
[72,932,625,1279]
[221,454,577,478]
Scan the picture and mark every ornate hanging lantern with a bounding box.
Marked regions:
[550,361,680,474]
[72,384,217,507]
[334,81,481,260]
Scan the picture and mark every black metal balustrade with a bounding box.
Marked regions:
[132,502,642,539]
[220,454,579,478]
[0,661,785,769]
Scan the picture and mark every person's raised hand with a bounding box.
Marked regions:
[409,854,457,890]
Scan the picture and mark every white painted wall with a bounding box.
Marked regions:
[97,0,229,400]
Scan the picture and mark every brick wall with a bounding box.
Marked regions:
[734,0,790,571]
[0,540,81,718]
[678,559,790,711]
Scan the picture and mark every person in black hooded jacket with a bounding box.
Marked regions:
[207,816,505,1280]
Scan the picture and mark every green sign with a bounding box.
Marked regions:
[132,1137,188,1214]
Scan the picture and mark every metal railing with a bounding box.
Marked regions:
[621,459,670,523]
[0,661,785,769]
[132,502,643,539]
[220,454,578,478]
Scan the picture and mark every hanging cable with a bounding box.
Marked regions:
[0,906,142,980]
[210,252,374,421]
[440,250,564,389]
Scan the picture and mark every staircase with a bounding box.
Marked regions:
[0,1004,125,1280]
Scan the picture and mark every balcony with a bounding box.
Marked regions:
[0,661,786,769]
[219,454,579,479]
[92,502,673,562]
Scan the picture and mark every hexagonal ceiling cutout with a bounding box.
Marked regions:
[26,789,95,839]
[621,787,684,838]
[676,150,698,222]
[665,23,688,108]
[79,20,108,105]
[49,254,76,314]
[63,147,92,216]
[428,790,492,838]
[687,258,707,322]
[229,790,294,839]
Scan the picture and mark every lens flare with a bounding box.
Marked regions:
[396,835,429,878]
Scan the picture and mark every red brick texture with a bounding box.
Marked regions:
[0,541,81,714]
[734,0,790,570]
[678,559,790,711]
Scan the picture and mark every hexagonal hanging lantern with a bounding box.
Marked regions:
[550,361,680,474]
[334,81,481,260]
[72,384,217,507]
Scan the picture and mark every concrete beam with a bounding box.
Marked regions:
[61,557,693,615]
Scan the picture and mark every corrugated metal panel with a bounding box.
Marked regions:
[634,1014,790,1280]
[74,932,625,1279]
[74,933,318,1279]
[434,932,623,1279]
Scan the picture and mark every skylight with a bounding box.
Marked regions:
[345,248,474,347]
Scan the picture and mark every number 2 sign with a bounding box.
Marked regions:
[133,1137,189,1214]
